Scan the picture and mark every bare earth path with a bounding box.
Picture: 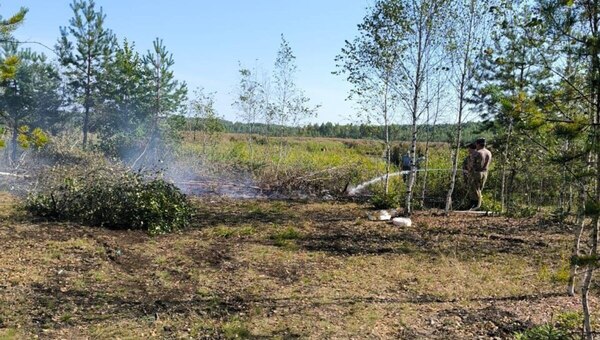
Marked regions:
[0,194,594,338]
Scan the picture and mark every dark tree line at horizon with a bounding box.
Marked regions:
[187,118,488,143]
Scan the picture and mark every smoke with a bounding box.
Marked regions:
[120,132,267,199]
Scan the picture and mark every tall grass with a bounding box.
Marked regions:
[176,132,562,212]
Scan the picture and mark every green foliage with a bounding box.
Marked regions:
[570,254,599,267]
[233,63,264,134]
[0,7,27,38]
[584,201,600,216]
[222,317,251,339]
[270,34,318,136]
[551,263,571,284]
[271,226,301,241]
[142,38,187,117]
[0,53,19,82]
[514,311,582,339]
[97,39,150,149]
[370,188,400,209]
[16,126,49,149]
[514,324,571,340]
[0,6,27,82]
[0,45,62,162]
[506,205,537,218]
[57,0,116,147]
[555,312,583,332]
[270,226,302,249]
[189,88,224,154]
[24,165,192,235]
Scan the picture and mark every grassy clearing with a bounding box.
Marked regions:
[0,194,592,338]
[176,133,458,200]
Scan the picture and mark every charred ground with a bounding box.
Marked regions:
[0,193,592,339]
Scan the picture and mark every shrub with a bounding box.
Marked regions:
[370,188,400,210]
[24,165,192,235]
[514,324,570,340]
[37,131,97,166]
[514,311,582,340]
[555,311,583,332]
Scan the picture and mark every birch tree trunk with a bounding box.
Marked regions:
[500,118,513,213]
[421,83,440,207]
[383,82,391,194]
[582,217,599,339]
[444,0,478,212]
[404,22,424,216]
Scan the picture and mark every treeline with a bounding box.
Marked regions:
[191,119,487,143]
[0,1,189,166]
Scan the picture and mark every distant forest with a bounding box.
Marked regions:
[186,119,488,143]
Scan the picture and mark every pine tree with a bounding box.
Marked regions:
[533,0,600,337]
[56,0,115,149]
[97,39,151,157]
[132,38,186,167]
[470,1,551,213]
[0,45,61,163]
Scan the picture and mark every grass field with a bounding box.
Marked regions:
[0,191,592,339]
[175,133,466,204]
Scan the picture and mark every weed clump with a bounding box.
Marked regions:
[24,164,192,235]
[514,311,582,340]
[370,188,400,210]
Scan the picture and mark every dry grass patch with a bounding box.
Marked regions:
[0,195,596,338]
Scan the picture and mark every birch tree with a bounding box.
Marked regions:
[444,0,493,212]
[392,0,449,215]
[335,0,403,194]
[233,62,264,160]
[271,35,318,172]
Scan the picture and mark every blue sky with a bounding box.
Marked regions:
[4,0,372,124]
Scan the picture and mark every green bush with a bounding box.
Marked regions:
[370,188,400,210]
[514,324,571,340]
[24,165,192,235]
[514,311,582,340]
[555,312,583,332]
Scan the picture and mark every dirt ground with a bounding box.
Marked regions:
[0,193,595,339]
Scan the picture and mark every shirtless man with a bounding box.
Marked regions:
[470,138,492,210]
